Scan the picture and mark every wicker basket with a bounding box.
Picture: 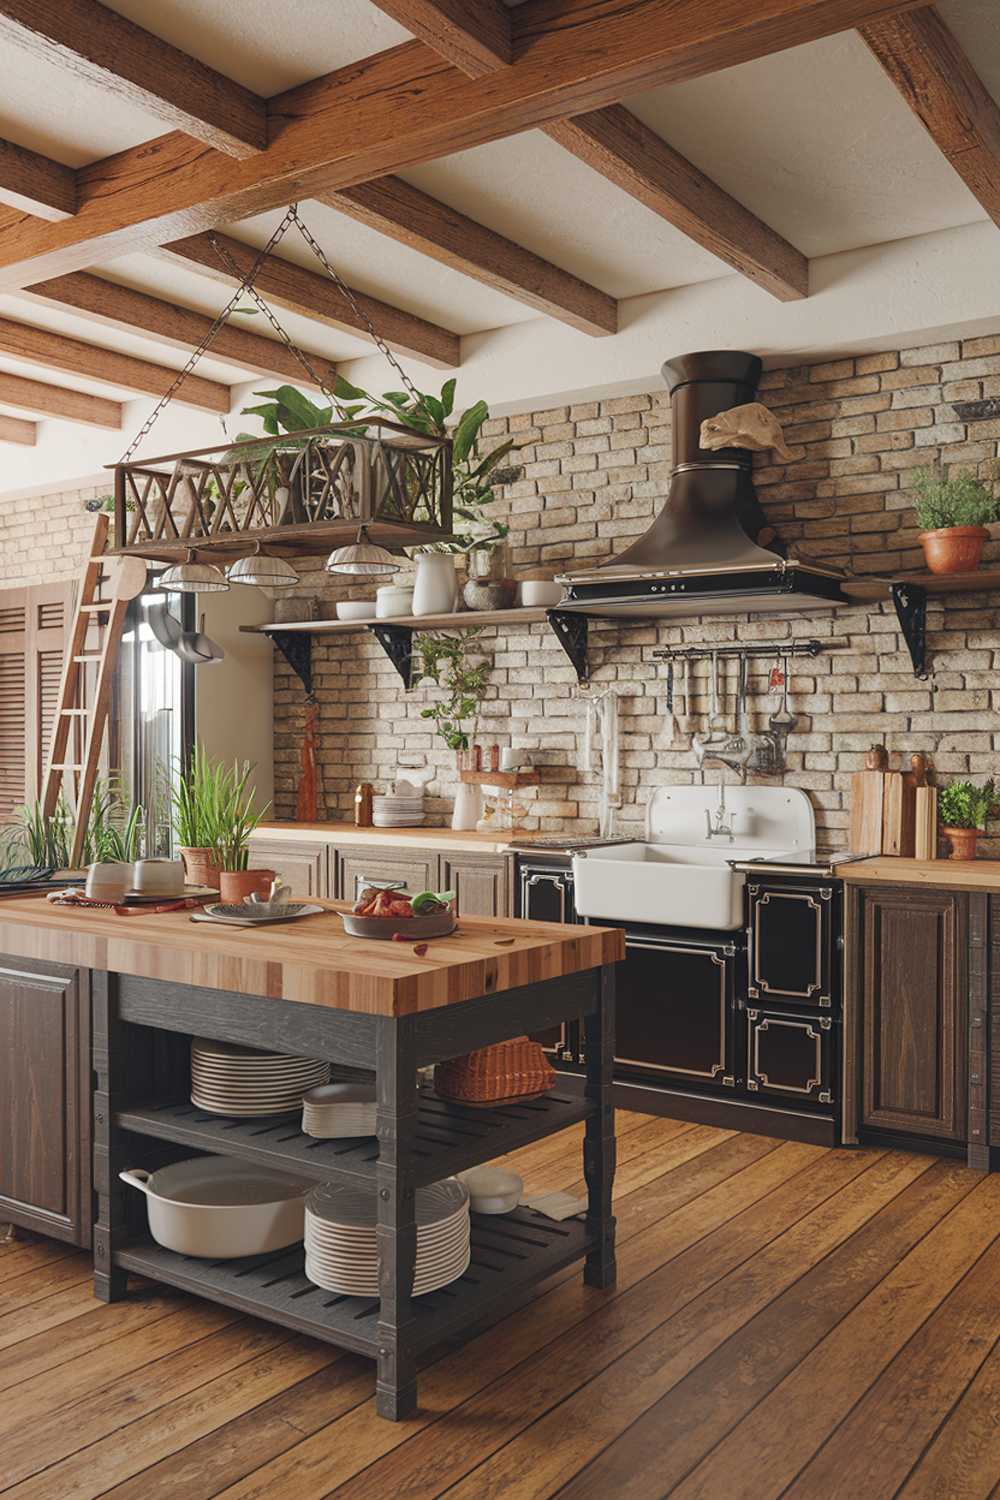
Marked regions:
[434,1036,556,1107]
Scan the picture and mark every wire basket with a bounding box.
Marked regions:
[434,1037,556,1107]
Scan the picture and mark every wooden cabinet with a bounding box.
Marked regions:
[857,886,966,1142]
[617,934,737,1088]
[0,958,91,1246]
[334,847,440,905]
[248,836,331,898]
[440,853,509,918]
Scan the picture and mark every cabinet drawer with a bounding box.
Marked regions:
[616,936,737,1089]
[336,849,439,904]
[248,837,331,899]
[440,854,509,918]
[745,1006,835,1106]
[747,881,835,1008]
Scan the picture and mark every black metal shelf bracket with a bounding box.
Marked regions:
[891,582,928,680]
[368,622,414,689]
[548,609,590,683]
[271,630,314,699]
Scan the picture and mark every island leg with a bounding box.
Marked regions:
[375,1014,419,1419]
[583,963,617,1289]
[92,973,129,1302]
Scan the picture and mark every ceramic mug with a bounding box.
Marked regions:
[132,858,185,897]
[85,861,130,902]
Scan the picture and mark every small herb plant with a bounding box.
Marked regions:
[938,778,996,830]
[912,468,1000,531]
[212,761,269,873]
[172,747,269,869]
[416,629,491,752]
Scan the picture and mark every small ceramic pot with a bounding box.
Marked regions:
[412,554,458,616]
[518,580,563,607]
[463,578,517,612]
[218,867,275,903]
[85,861,130,902]
[132,858,185,897]
[919,526,989,575]
[941,826,979,861]
[375,584,415,619]
[179,846,221,890]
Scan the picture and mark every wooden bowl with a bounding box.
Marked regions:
[340,910,456,941]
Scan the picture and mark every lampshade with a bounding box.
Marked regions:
[226,547,300,589]
[325,526,399,577]
[156,550,229,594]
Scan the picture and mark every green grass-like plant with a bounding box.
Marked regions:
[938,778,996,831]
[912,467,1000,531]
[172,747,269,871]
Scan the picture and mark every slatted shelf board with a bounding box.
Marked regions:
[114,1209,592,1357]
[116,1089,595,1189]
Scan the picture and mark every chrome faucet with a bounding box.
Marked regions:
[705,782,735,842]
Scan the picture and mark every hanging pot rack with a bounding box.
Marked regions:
[106,205,455,567]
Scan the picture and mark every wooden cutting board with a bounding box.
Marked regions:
[914,785,938,859]
[849,771,886,855]
[882,770,917,857]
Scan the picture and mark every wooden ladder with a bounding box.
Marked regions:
[41,514,147,867]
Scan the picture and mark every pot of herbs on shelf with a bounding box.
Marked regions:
[416,629,492,830]
[938,778,996,860]
[913,466,1000,576]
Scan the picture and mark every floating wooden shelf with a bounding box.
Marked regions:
[245,606,550,635]
[842,567,1000,601]
[459,769,540,789]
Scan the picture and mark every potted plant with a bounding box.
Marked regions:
[938,778,996,860]
[912,467,1000,575]
[416,629,492,830]
[211,759,273,903]
[172,747,225,888]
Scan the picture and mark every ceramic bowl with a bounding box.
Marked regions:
[336,600,377,622]
[340,910,456,941]
[518,580,563,607]
[457,1165,523,1215]
[375,585,415,619]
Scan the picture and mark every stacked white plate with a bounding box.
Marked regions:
[302,1082,377,1139]
[372,793,425,827]
[304,1177,470,1297]
[191,1037,331,1117]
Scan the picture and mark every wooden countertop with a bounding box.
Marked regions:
[834,856,1000,891]
[0,896,622,1017]
[255,821,520,855]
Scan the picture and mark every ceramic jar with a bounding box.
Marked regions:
[412,554,458,616]
[85,861,130,902]
[375,584,415,619]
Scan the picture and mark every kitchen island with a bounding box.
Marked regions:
[0,897,622,1419]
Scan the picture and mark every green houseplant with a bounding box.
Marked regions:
[416,629,492,830]
[172,748,271,897]
[938,777,996,860]
[911,467,1000,575]
[211,760,272,902]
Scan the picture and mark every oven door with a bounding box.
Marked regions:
[615,934,738,1089]
[518,863,577,1060]
[744,1006,835,1106]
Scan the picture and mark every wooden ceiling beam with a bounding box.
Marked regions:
[0,414,36,445]
[0,137,76,221]
[0,370,120,427]
[0,318,229,412]
[545,106,809,301]
[321,177,617,336]
[0,0,266,159]
[21,272,339,389]
[860,5,1000,227]
[370,0,511,76]
[0,0,928,287]
[159,231,461,369]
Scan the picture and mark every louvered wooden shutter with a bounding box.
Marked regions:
[0,592,27,823]
[26,582,74,801]
[0,582,72,822]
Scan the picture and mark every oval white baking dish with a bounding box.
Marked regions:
[120,1156,311,1258]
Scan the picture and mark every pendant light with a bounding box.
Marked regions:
[157,549,230,594]
[325,525,400,577]
[227,542,300,589]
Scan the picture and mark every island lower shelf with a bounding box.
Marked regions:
[115,1210,593,1359]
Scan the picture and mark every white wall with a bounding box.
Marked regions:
[195,585,275,815]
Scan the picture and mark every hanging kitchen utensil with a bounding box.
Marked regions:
[664,660,676,743]
[768,653,797,735]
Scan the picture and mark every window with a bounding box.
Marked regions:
[118,591,194,856]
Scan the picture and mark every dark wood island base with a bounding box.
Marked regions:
[91,963,617,1420]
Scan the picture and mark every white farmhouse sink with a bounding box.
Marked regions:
[572,786,815,931]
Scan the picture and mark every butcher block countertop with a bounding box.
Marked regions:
[256,821,528,855]
[835,856,1000,891]
[0,896,622,1017]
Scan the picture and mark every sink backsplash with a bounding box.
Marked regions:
[271,335,1000,856]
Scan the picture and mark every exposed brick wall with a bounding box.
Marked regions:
[0,483,106,587]
[273,333,1000,855]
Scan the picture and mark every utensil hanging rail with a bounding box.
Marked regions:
[651,638,846,664]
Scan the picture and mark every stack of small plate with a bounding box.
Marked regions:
[302,1082,377,1138]
[191,1037,331,1117]
[304,1178,470,1297]
[372,793,425,827]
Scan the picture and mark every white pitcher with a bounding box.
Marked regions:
[412,554,458,616]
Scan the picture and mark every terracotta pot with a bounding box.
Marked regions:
[940,826,979,861]
[918,526,989,575]
[218,867,275,903]
[179,846,221,890]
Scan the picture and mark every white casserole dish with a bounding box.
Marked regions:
[120,1155,311,1258]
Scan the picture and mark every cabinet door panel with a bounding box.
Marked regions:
[440,855,509,918]
[748,883,834,1007]
[337,850,439,904]
[517,865,577,1057]
[248,837,330,898]
[861,887,965,1140]
[617,939,735,1087]
[746,1008,834,1104]
[0,959,90,1245]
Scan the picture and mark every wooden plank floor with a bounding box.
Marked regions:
[1,1111,998,1499]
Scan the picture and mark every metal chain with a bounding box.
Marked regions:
[117,206,299,464]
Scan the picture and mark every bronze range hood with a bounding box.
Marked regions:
[555,350,847,619]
